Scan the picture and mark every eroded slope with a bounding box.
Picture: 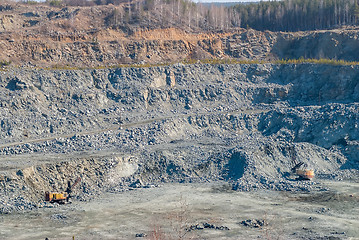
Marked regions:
[2,3,359,67]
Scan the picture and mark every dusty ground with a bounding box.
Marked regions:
[0,180,358,240]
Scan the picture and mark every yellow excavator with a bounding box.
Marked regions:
[288,147,315,181]
[291,161,315,180]
[45,177,81,204]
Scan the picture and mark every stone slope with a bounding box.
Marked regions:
[0,63,357,146]
[0,63,358,213]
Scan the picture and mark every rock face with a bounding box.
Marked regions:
[4,27,359,67]
[2,4,359,67]
[0,63,358,213]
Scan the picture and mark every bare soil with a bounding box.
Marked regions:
[1,180,358,240]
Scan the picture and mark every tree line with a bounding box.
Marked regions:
[234,0,359,31]
[17,0,359,32]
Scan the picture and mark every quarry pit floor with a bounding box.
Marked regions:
[0,180,358,240]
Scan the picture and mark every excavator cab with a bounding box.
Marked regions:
[291,161,314,180]
[295,169,315,180]
[45,177,81,204]
[45,191,68,204]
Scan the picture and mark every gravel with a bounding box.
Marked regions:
[0,63,357,213]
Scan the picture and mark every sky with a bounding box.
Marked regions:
[31,0,268,2]
[194,0,269,3]
[204,0,265,1]
[199,0,262,1]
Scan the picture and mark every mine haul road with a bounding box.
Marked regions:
[0,107,268,172]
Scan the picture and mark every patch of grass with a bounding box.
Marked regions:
[196,57,359,66]
[0,60,11,68]
[197,58,264,65]
[39,57,359,71]
[45,64,85,71]
[21,1,40,5]
[46,0,63,7]
[274,57,359,66]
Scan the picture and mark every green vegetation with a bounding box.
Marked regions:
[41,58,359,71]
[0,60,11,68]
[46,0,63,7]
[182,58,359,66]
[274,58,359,66]
[20,0,39,5]
[233,0,359,31]
[197,59,262,65]
[18,0,359,32]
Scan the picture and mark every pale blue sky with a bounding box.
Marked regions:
[198,0,261,1]
[201,0,264,1]
[32,0,266,2]
[195,0,266,3]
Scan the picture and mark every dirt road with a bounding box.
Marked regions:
[0,108,267,150]
[0,108,267,173]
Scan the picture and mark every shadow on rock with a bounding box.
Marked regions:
[225,152,246,180]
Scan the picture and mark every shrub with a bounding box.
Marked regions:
[274,58,359,66]
[21,1,39,5]
[0,60,11,67]
[47,0,63,7]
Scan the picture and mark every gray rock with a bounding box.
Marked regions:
[0,63,357,213]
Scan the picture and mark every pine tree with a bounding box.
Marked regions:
[354,2,359,23]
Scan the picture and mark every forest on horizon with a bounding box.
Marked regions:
[15,0,359,32]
